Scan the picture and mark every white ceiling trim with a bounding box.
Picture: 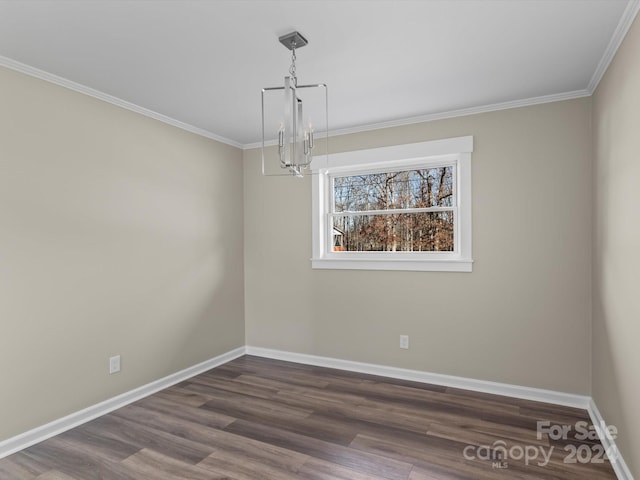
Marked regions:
[242,89,591,150]
[587,0,640,93]
[2,0,638,152]
[0,55,243,149]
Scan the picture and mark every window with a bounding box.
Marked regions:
[312,136,473,271]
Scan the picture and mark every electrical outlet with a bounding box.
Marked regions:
[109,355,121,374]
[400,335,409,349]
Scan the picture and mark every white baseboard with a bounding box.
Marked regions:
[0,346,246,460]
[1,345,631,480]
[587,398,634,480]
[246,346,591,409]
[247,346,633,479]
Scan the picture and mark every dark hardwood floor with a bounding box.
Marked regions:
[0,355,617,479]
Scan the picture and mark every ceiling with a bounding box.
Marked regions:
[0,1,638,148]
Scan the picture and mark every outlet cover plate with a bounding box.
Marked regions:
[109,355,121,374]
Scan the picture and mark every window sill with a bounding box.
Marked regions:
[311,257,474,272]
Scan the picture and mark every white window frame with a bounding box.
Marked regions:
[311,136,473,272]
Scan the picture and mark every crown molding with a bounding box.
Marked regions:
[3,0,636,154]
[0,55,243,149]
[243,89,591,150]
[324,90,592,143]
[587,0,640,93]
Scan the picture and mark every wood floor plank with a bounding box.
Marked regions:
[20,437,123,480]
[223,418,414,480]
[56,421,141,461]
[111,403,233,448]
[349,432,536,480]
[518,404,594,428]
[187,373,280,400]
[234,371,332,391]
[408,465,477,480]
[154,386,213,408]
[198,443,308,480]
[0,355,617,479]
[199,431,310,472]
[296,457,392,480]
[117,403,312,477]
[189,385,315,423]
[119,448,229,480]
[351,431,609,480]
[133,394,236,430]
[215,409,360,446]
[34,471,79,480]
[425,419,551,448]
[0,451,48,479]
[331,379,521,418]
[79,414,214,465]
[272,389,434,434]
[445,387,591,420]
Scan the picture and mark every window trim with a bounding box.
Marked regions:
[311,136,473,272]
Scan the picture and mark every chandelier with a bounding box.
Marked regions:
[262,31,328,177]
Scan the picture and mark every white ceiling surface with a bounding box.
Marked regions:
[0,1,637,148]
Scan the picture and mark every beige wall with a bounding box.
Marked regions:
[0,66,245,441]
[1,13,636,469]
[593,14,640,477]
[244,98,593,395]
[2,16,636,470]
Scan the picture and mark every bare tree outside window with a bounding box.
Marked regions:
[332,166,455,252]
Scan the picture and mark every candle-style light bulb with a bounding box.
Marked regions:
[308,121,314,149]
[278,122,284,148]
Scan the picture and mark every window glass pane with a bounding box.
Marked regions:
[332,211,454,252]
[333,166,455,213]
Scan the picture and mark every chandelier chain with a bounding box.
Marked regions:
[289,43,297,86]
